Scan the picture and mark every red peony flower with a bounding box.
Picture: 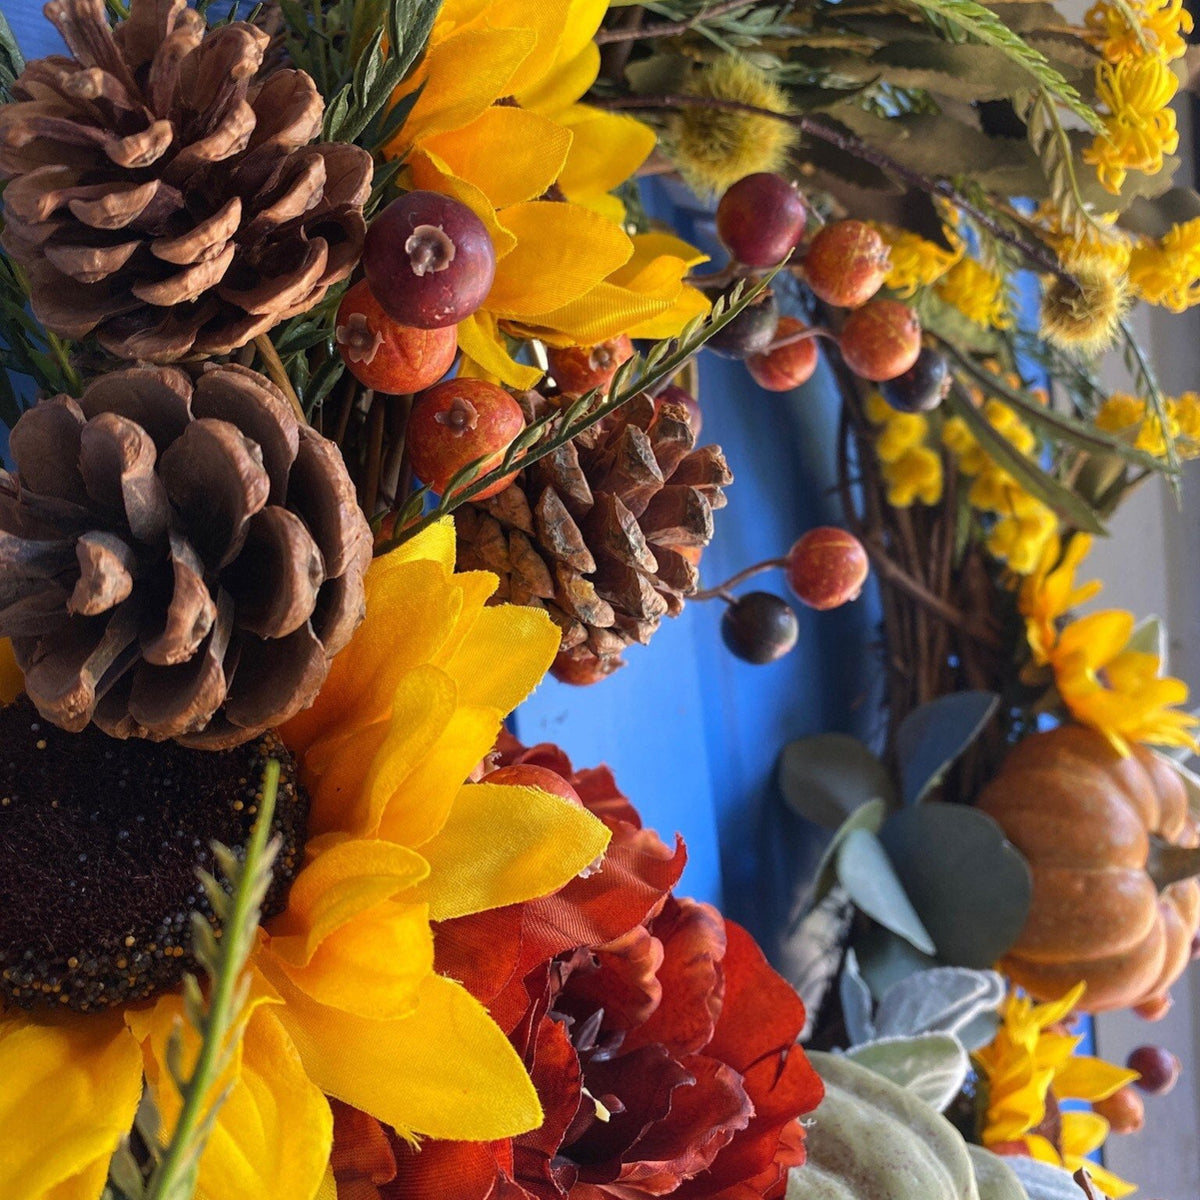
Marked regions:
[333,736,824,1200]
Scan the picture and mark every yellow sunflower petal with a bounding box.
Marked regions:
[1056,610,1136,666]
[0,1012,141,1200]
[481,0,572,96]
[0,641,21,704]
[442,602,560,712]
[424,107,572,208]
[518,41,601,113]
[486,201,633,317]
[417,780,610,919]
[557,106,656,201]
[1064,1158,1138,1199]
[271,970,543,1141]
[457,310,545,389]
[404,150,519,258]
[1031,982,1087,1030]
[1059,1109,1110,1158]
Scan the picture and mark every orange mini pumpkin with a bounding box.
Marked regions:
[977,724,1200,1013]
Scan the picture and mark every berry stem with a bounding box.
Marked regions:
[362,391,387,516]
[694,557,787,601]
[765,326,833,353]
[590,94,1074,286]
[254,333,307,424]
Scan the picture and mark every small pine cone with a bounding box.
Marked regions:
[456,393,732,681]
[0,364,371,748]
[0,0,371,363]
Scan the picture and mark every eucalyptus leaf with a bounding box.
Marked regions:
[853,921,939,998]
[896,692,999,804]
[878,803,1032,968]
[811,798,888,908]
[840,947,877,1045]
[868,41,1043,100]
[837,829,937,954]
[777,734,895,829]
[968,1145,1029,1200]
[846,1032,969,1111]
[1005,1156,1093,1200]
[874,966,1006,1040]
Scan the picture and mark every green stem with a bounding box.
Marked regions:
[1145,835,1200,891]
[146,762,281,1200]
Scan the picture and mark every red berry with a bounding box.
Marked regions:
[1127,1045,1181,1095]
[653,384,702,437]
[548,335,634,396]
[803,220,890,308]
[1093,1087,1145,1135]
[407,378,524,499]
[746,316,819,391]
[335,280,457,393]
[483,763,583,806]
[839,300,922,382]
[786,527,869,610]
[363,191,496,329]
[716,173,807,267]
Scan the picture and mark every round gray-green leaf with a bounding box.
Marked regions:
[778,734,896,829]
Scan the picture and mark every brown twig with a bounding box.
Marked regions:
[590,94,1073,284]
[361,392,386,515]
[254,333,306,423]
[693,556,788,600]
[594,0,758,43]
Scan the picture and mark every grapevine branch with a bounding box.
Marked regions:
[591,94,1076,285]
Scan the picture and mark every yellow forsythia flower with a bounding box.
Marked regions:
[936,257,1013,328]
[1128,216,1200,311]
[864,392,944,507]
[1085,0,1193,63]
[872,222,962,297]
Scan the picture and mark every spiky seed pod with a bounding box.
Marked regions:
[0,0,371,363]
[1039,255,1130,357]
[0,364,371,748]
[455,393,732,681]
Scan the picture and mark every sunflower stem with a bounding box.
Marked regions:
[143,762,281,1200]
[1145,835,1200,891]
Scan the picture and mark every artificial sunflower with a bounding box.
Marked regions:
[974,983,1138,1198]
[385,0,707,387]
[1019,534,1101,666]
[0,523,609,1200]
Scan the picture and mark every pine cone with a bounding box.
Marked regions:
[0,364,371,748]
[455,393,732,681]
[0,0,371,363]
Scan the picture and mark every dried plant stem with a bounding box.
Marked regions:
[592,94,1074,284]
[254,334,306,423]
[693,556,787,601]
[594,0,757,43]
[362,391,387,515]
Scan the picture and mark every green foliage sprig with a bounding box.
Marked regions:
[104,762,282,1200]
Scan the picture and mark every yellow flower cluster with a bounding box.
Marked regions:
[1019,533,1200,753]
[935,257,1013,328]
[974,983,1139,1198]
[865,393,943,506]
[871,223,962,297]
[1083,0,1189,194]
[1096,390,1200,456]
[1128,216,1200,311]
[942,397,1057,575]
[384,0,709,387]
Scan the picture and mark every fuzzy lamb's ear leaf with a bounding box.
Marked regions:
[896,691,1000,804]
[840,948,877,1046]
[837,829,937,955]
[847,1032,969,1112]
[778,733,896,829]
[874,966,1006,1040]
[879,803,1032,968]
[1004,1155,1093,1200]
[968,1145,1030,1200]
[853,921,939,999]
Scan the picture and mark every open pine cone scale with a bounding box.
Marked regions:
[0,364,371,748]
[458,394,732,680]
[0,0,371,362]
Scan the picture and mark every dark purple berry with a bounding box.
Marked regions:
[1127,1045,1181,1095]
[721,592,799,663]
[704,286,780,360]
[363,191,496,329]
[879,347,951,413]
[716,173,807,267]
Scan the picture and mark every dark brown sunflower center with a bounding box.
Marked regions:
[0,696,308,1013]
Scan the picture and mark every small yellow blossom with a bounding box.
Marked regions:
[936,258,1012,328]
[975,984,1139,1199]
[865,392,944,506]
[1085,0,1193,63]
[1019,533,1102,665]
[1085,54,1180,194]
[1129,217,1200,311]
[1096,391,1200,458]
[872,223,962,297]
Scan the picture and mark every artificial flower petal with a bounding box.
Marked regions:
[458,311,546,389]
[417,780,610,920]
[557,106,657,202]
[0,1012,141,1200]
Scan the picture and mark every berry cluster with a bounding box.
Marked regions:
[709,172,952,413]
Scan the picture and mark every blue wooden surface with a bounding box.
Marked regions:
[3,3,882,954]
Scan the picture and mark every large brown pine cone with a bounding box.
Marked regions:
[0,364,371,748]
[456,393,732,682]
[0,0,371,362]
